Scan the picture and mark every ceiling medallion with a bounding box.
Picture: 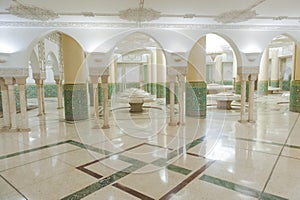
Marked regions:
[214,0,266,23]
[6,0,59,21]
[119,0,160,22]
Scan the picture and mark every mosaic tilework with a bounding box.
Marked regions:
[258,80,269,95]
[26,84,58,98]
[235,81,241,94]
[156,82,166,98]
[223,80,233,85]
[282,80,290,91]
[270,80,280,88]
[25,84,37,98]
[44,84,58,97]
[63,84,88,121]
[186,81,206,118]
[290,80,300,112]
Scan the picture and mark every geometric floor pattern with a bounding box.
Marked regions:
[0,93,300,199]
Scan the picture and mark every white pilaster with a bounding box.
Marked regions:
[0,78,10,129]
[55,79,63,109]
[178,75,186,125]
[248,74,257,123]
[4,77,17,130]
[90,75,101,129]
[101,74,110,129]
[15,77,31,131]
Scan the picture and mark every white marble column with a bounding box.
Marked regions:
[178,75,186,125]
[101,74,110,129]
[15,77,31,131]
[271,49,280,87]
[215,55,223,83]
[239,74,249,123]
[0,78,10,129]
[90,75,101,129]
[248,74,257,123]
[168,75,177,126]
[35,78,44,116]
[4,77,17,130]
[55,79,63,109]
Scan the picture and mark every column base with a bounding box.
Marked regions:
[168,122,177,126]
[102,124,110,129]
[18,128,31,132]
[248,120,256,123]
[238,120,248,123]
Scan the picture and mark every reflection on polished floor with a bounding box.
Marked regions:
[0,93,299,200]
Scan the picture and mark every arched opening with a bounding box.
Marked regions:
[187,33,240,117]
[26,31,87,120]
[258,35,295,95]
[108,32,168,138]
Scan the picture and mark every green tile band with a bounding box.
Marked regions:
[290,80,300,113]
[64,84,88,121]
[156,83,166,98]
[235,81,241,94]
[282,80,290,91]
[270,80,280,88]
[186,81,206,118]
[258,80,269,95]
[200,174,288,200]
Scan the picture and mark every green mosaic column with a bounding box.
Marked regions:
[258,80,269,95]
[290,80,300,113]
[235,81,241,94]
[270,80,279,88]
[64,84,88,121]
[156,82,166,98]
[186,81,207,118]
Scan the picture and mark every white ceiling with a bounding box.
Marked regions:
[0,0,300,28]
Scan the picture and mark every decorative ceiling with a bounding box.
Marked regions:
[0,0,300,29]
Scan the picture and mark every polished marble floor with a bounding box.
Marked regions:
[0,92,299,200]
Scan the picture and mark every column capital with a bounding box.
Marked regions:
[15,76,27,85]
[0,77,5,86]
[101,75,109,83]
[249,74,258,81]
[54,79,62,85]
[4,77,15,85]
[238,74,250,81]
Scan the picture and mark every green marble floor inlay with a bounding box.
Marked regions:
[199,174,288,200]
[166,164,192,176]
[0,140,72,160]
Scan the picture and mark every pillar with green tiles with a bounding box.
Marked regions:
[258,48,270,95]
[186,36,207,117]
[290,44,300,113]
[62,34,88,121]
[290,80,300,112]
[186,81,207,117]
[258,80,268,95]
[156,82,166,98]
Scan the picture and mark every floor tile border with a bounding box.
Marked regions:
[199,174,288,200]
